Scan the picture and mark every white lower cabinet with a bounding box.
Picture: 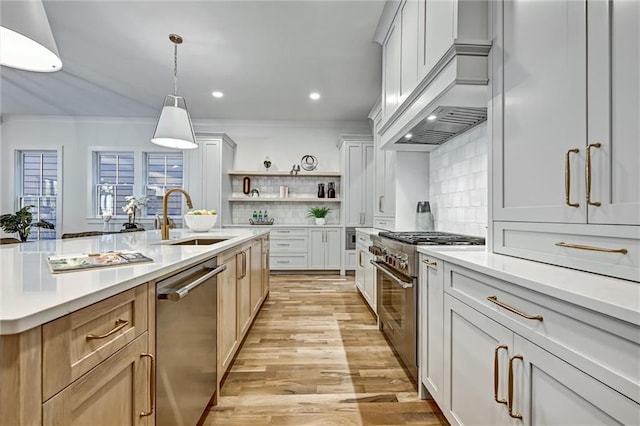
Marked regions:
[418,254,444,406]
[355,242,376,313]
[308,228,341,270]
[444,295,638,425]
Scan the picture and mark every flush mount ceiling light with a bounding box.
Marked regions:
[0,0,62,72]
[309,92,321,100]
[212,91,224,98]
[151,33,197,150]
[427,115,438,121]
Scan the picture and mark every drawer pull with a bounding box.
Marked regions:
[277,260,290,264]
[494,344,508,405]
[86,318,129,340]
[564,148,580,208]
[277,243,290,247]
[422,259,437,267]
[140,352,155,417]
[555,241,628,254]
[487,296,543,321]
[508,354,524,419]
[586,142,601,206]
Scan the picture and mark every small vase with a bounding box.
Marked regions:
[315,217,326,225]
[327,182,336,199]
[317,183,325,198]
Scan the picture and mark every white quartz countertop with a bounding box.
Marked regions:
[416,246,640,325]
[0,228,269,335]
[355,228,381,237]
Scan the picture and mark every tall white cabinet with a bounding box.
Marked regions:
[491,0,639,281]
[194,133,236,227]
[339,135,374,227]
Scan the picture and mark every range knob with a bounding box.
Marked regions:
[398,260,408,270]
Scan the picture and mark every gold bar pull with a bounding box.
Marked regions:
[564,148,580,207]
[494,344,508,405]
[508,354,524,419]
[86,318,129,340]
[422,259,437,267]
[140,352,155,417]
[586,143,602,206]
[487,296,543,321]
[555,242,628,254]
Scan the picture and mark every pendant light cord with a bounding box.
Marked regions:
[173,41,178,97]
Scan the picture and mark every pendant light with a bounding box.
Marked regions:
[151,33,197,150]
[0,0,62,72]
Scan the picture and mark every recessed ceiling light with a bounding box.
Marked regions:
[427,114,437,121]
[405,133,413,139]
[309,92,321,100]
[212,91,224,98]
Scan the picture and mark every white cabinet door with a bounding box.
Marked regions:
[400,0,419,104]
[418,0,454,80]
[363,144,374,226]
[493,0,587,224]
[513,334,639,425]
[308,229,341,270]
[308,229,325,269]
[345,143,364,226]
[203,140,222,219]
[355,247,366,294]
[587,0,640,226]
[444,295,513,426]
[363,250,376,313]
[383,150,397,217]
[383,13,402,119]
[419,255,444,406]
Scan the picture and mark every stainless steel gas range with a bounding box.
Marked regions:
[369,231,485,382]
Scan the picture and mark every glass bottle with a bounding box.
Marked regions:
[327,182,336,198]
[317,183,325,198]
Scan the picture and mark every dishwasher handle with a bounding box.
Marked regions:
[158,264,227,301]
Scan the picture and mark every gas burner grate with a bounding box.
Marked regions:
[379,231,485,246]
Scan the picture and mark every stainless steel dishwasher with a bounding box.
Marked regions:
[156,257,226,426]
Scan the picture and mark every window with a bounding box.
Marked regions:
[18,151,58,240]
[95,152,134,217]
[145,153,184,217]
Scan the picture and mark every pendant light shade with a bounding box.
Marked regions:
[151,34,197,150]
[0,0,62,72]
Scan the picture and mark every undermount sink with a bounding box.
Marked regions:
[168,238,229,246]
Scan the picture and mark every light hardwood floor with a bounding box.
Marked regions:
[204,274,448,425]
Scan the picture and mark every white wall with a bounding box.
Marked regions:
[428,123,488,237]
[0,115,369,235]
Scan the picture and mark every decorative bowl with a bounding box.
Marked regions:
[184,213,217,232]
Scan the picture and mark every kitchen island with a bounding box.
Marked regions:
[0,228,270,426]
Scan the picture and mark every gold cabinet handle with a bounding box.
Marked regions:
[494,344,508,405]
[487,296,543,321]
[586,142,602,206]
[555,241,628,254]
[422,259,437,268]
[508,354,524,419]
[86,318,129,340]
[140,352,155,417]
[564,148,580,207]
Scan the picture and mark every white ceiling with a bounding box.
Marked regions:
[0,0,384,121]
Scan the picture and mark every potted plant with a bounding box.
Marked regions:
[0,205,55,242]
[122,195,148,230]
[307,206,331,225]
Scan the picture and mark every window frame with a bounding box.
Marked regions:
[143,152,185,218]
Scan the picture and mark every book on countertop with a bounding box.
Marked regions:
[47,250,153,274]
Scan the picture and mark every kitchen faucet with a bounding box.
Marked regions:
[162,188,193,240]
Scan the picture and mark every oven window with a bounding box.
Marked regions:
[380,273,405,329]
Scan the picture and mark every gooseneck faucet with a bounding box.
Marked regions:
[162,188,193,240]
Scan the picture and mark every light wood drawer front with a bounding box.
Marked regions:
[270,238,307,252]
[270,229,307,238]
[270,254,307,269]
[43,284,148,401]
[494,221,640,282]
[445,264,640,403]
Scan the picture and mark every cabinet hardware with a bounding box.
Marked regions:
[564,148,580,207]
[494,345,508,405]
[140,352,155,417]
[276,230,290,233]
[422,259,437,267]
[379,196,384,213]
[242,251,247,278]
[508,354,524,419]
[359,251,364,267]
[277,260,290,264]
[555,241,628,254]
[487,296,543,321]
[586,142,601,206]
[86,318,129,340]
[276,243,290,247]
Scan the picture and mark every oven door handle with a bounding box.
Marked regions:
[370,260,413,289]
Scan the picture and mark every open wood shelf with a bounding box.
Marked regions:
[229,197,341,203]
[228,171,341,177]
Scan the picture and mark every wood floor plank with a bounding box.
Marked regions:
[203,274,448,426]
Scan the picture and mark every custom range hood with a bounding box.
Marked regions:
[377,40,492,151]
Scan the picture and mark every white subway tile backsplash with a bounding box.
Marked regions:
[429,124,488,238]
